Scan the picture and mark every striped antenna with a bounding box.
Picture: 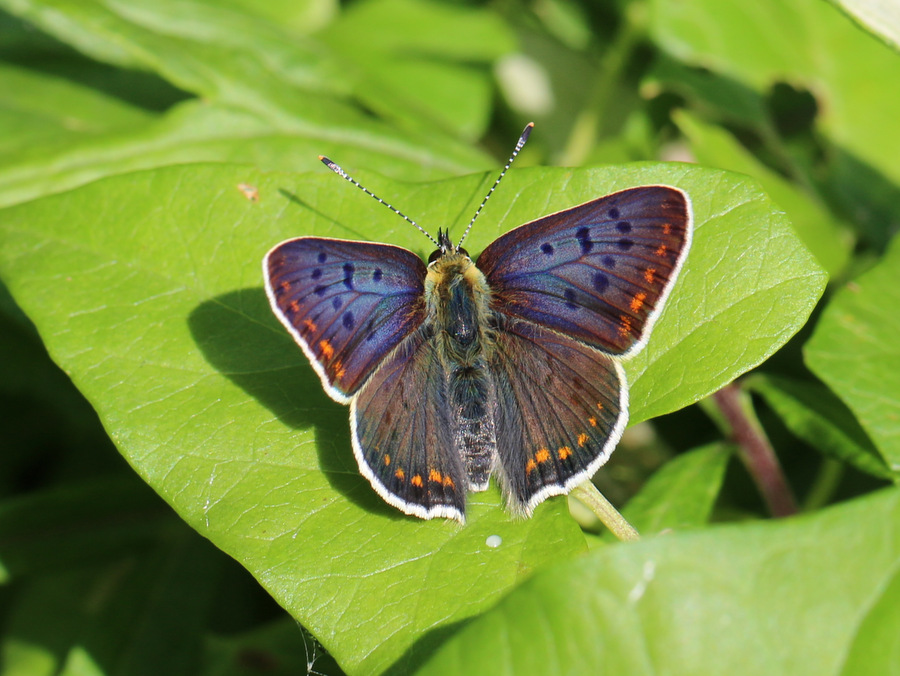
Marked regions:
[456,122,534,249]
[318,155,439,248]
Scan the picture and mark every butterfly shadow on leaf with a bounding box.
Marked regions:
[187,288,401,518]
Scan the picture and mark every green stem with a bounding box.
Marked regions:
[572,482,640,541]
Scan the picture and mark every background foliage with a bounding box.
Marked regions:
[0,0,898,674]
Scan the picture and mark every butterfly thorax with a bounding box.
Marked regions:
[424,251,497,489]
[424,252,495,364]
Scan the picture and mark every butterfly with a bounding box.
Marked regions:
[263,124,692,523]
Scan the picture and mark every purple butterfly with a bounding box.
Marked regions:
[263,125,692,522]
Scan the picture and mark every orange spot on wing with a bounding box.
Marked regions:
[577,433,588,446]
[558,446,572,460]
[536,448,551,464]
[526,458,537,473]
[319,340,334,359]
[596,402,604,411]
[395,468,405,481]
[630,293,647,313]
[303,318,317,332]
[384,455,391,466]
[618,315,632,337]
[289,301,300,312]
[655,244,668,257]
[663,222,672,235]
[443,475,455,488]
[280,281,291,292]
[589,417,597,427]
[333,359,346,380]
[429,469,442,483]
[411,474,424,487]
[644,268,657,284]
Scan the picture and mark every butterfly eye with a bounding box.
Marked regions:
[428,248,442,264]
[457,246,470,258]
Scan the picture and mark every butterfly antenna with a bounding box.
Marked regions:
[457,122,534,249]
[318,156,439,248]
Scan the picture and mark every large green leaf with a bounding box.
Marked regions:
[416,486,900,675]
[0,161,823,672]
[806,235,900,471]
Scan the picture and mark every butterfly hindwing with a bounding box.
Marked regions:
[489,317,627,514]
[477,186,692,357]
[352,329,468,521]
[264,237,427,402]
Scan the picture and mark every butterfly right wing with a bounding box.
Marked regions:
[489,317,627,515]
[351,327,468,522]
[264,237,427,402]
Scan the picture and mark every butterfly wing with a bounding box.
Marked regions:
[352,329,468,522]
[489,317,626,514]
[264,237,426,402]
[477,186,692,357]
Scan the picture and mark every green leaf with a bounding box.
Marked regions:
[648,0,900,246]
[1,530,224,676]
[0,0,493,210]
[673,110,851,276]
[619,442,732,535]
[0,160,823,673]
[826,0,900,53]
[838,561,900,676]
[0,99,491,210]
[806,235,900,471]
[319,0,516,140]
[746,374,892,480]
[416,487,900,675]
[0,477,172,583]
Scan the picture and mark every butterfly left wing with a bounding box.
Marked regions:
[489,317,627,514]
[264,237,426,403]
[477,186,691,358]
[351,329,468,521]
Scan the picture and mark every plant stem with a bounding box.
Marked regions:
[572,482,640,541]
[713,383,797,517]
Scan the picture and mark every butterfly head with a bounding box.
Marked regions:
[428,228,470,266]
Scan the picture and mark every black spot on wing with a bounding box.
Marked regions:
[342,263,355,289]
[576,227,593,254]
[541,243,554,255]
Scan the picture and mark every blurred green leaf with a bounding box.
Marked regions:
[320,0,515,140]
[827,0,900,53]
[806,235,900,472]
[746,373,892,480]
[0,0,494,210]
[0,159,823,672]
[1,530,224,676]
[838,562,900,676]
[648,0,900,246]
[674,109,851,276]
[619,442,732,535]
[417,486,900,675]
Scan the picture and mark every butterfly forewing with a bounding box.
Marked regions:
[264,237,427,402]
[352,330,468,521]
[489,318,626,513]
[477,186,691,357]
